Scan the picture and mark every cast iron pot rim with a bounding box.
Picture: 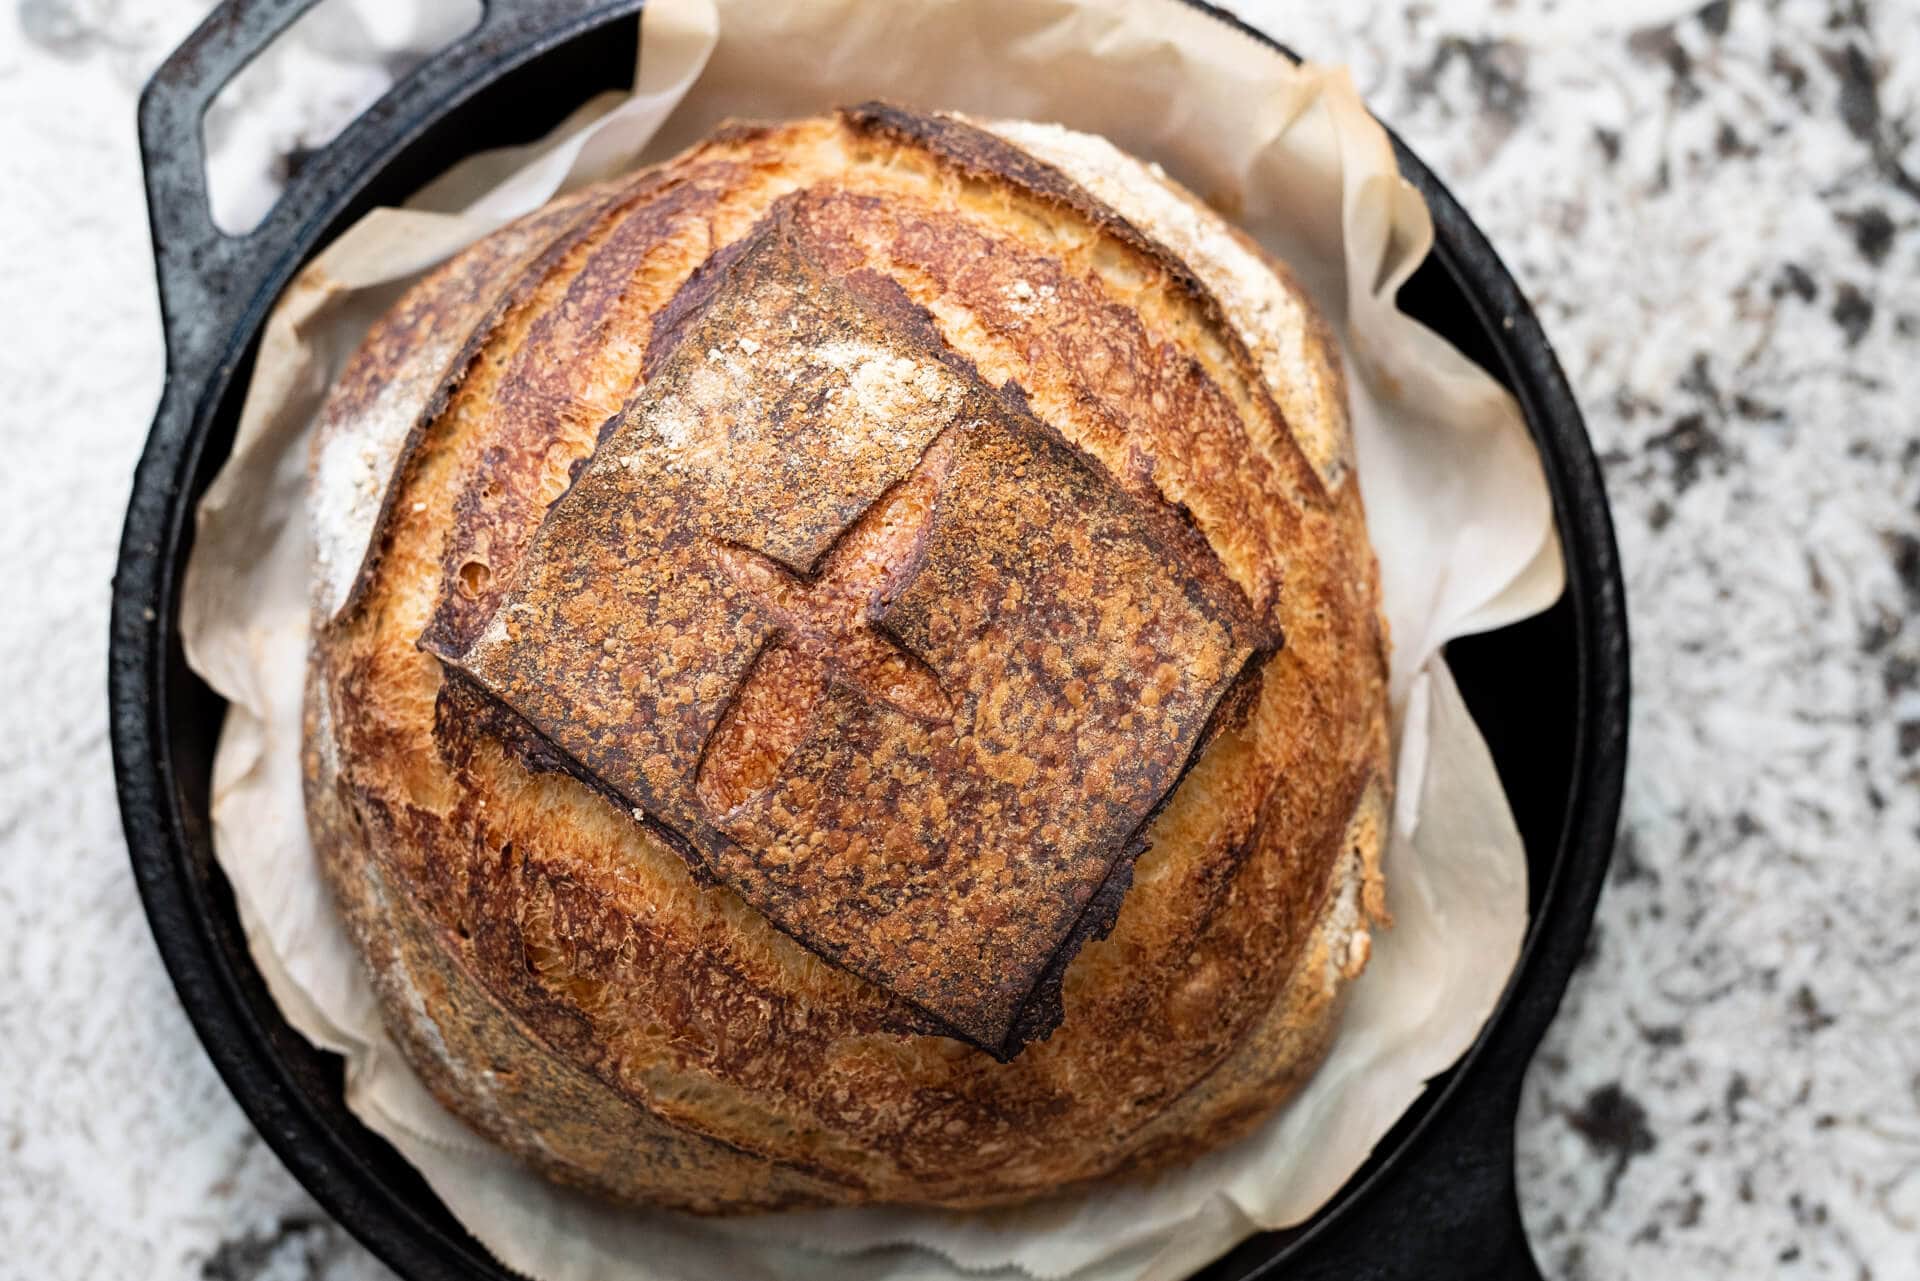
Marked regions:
[108,2,1630,1277]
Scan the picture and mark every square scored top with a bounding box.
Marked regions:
[429,208,1271,1057]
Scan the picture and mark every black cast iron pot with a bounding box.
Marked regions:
[109,1,1630,1276]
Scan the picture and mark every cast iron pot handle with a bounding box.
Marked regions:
[138,0,643,393]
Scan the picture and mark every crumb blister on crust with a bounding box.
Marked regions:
[307,105,1392,1210]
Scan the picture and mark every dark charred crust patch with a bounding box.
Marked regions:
[1003,644,1272,1054]
[1207,650,1271,738]
[995,377,1037,418]
[434,669,711,877]
[437,669,577,779]
[1001,830,1144,1054]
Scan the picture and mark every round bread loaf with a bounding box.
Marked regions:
[305,104,1391,1212]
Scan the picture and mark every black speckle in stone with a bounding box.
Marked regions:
[1898,721,1920,756]
[1567,1085,1657,1159]
[1826,0,1870,31]
[1648,498,1674,531]
[1884,530,1920,607]
[1826,42,1881,143]
[1594,126,1622,163]
[1770,46,1810,99]
[1881,660,1912,702]
[1791,984,1838,1034]
[1567,1084,1658,1209]
[1832,282,1875,345]
[200,1215,339,1281]
[1822,42,1920,200]
[1611,829,1661,886]
[1679,351,1725,414]
[1715,121,1754,158]
[1808,551,1833,601]
[1640,1021,1685,1047]
[1725,1071,1751,1118]
[1408,36,1531,122]
[1733,393,1786,421]
[1838,206,1896,265]
[1861,607,1901,653]
[1773,262,1818,302]
[1699,0,1731,35]
[1613,386,1660,421]
[1645,412,1724,492]
[1629,24,1702,106]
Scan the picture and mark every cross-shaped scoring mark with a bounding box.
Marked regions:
[694,432,959,818]
[443,218,1272,1050]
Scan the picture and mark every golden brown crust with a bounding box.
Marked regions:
[307,105,1391,1210]
[427,205,1275,1057]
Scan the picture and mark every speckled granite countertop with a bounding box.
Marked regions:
[2,0,1914,1277]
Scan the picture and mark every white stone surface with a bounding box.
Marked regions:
[1,1,1914,1278]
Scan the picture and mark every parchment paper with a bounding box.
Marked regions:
[180,1,1563,1278]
